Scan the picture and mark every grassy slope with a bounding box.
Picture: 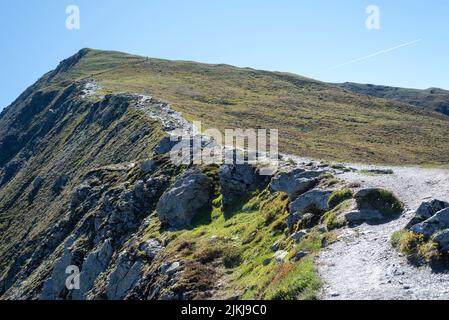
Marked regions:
[336,82,449,116]
[47,48,449,166]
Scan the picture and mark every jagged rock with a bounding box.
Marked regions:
[289,189,333,215]
[41,236,76,300]
[72,239,113,300]
[140,239,163,259]
[269,168,323,199]
[161,261,181,275]
[406,199,449,228]
[219,164,270,208]
[274,250,288,264]
[410,208,449,237]
[156,169,213,228]
[106,253,143,300]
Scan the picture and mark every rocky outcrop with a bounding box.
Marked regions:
[219,164,270,209]
[106,252,143,300]
[406,199,449,228]
[270,168,324,199]
[289,189,333,216]
[157,169,213,228]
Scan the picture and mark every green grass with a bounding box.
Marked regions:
[328,188,354,209]
[43,48,449,166]
[356,188,404,216]
[391,230,441,263]
[143,188,324,300]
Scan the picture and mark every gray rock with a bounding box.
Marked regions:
[262,258,272,266]
[270,168,324,199]
[41,236,76,300]
[407,199,449,229]
[364,169,394,175]
[140,239,163,259]
[291,230,307,243]
[411,208,449,237]
[344,210,384,223]
[289,189,333,215]
[432,229,449,251]
[271,241,280,252]
[52,175,69,195]
[157,168,213,228]
[274,250,289,264]
[106,253,143,300]
[72,239,113,300]
[161,261,181,275]
[70,183,91,209]
[219,164,270,209]
[292,251,308,262]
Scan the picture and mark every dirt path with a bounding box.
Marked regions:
[317,164,449,300]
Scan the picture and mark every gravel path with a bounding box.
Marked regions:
[317,164,449,300]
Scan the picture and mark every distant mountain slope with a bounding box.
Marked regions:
[336,82,449,116]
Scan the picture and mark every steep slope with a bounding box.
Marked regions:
[0,50,338,300]
[336,82,449,117]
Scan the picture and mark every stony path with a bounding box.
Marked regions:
[317,164,449,300]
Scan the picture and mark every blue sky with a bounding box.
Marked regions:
[1,0,449,110]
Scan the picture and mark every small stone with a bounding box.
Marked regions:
[262,258,272,266]
[274,250,289,264]
[291,230,307,243]
[271,241,280,252]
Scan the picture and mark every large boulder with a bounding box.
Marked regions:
[156,168,213,228]
[219,164,270,209]
[289,189,333,216]
[406,199,449,228]
[269,168,324,199]
[410,208,449,237]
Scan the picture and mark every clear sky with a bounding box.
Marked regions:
[1,0,449,110]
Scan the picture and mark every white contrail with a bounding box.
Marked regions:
[326,39,422,71]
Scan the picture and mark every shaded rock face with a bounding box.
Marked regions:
[406,199,449,228]
[157,169,213,228]
[219,164,270,209]
[410,208,449,237]
[406,199,449,251]
[269,168,323,199]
